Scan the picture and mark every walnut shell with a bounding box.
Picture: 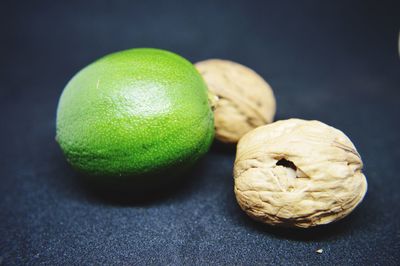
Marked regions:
[195,59,276,144]
[234,119,367,228]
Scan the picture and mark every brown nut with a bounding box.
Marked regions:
[234,119,367,228]
[195,59,276,144]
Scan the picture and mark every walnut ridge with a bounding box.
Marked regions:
[195,59,276,144]
[234,119,367,228]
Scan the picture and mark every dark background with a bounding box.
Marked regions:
[1,0,400,265]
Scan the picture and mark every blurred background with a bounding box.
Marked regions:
[1,0,399,133]
[1,0,399,265]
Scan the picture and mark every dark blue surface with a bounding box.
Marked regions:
[1,0,400,265]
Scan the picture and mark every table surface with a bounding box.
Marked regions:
[1,0,400,265]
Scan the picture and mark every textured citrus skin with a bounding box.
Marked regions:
[56,48,214,181]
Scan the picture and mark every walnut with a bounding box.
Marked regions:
[195,59,276,144]
[234,119,367,228]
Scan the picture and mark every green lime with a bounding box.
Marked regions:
[56,48,214,186]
